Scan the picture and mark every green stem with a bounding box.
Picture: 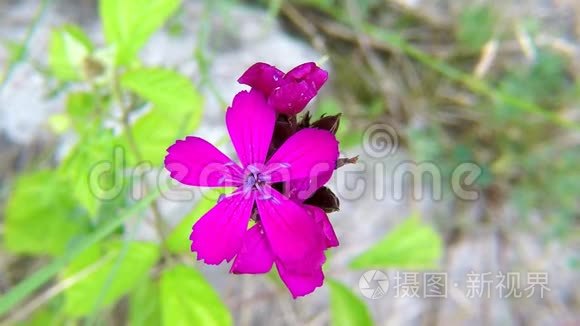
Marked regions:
[111,70,172,258]
[0,0,50,95]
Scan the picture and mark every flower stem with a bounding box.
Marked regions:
[112,70,172,257]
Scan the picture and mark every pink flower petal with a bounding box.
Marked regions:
[277,263,324,298]
[165,136,242,187]
[306,66,328,91]
[267,128,339,183]
[287,171,334,201]
[190,192,254,264]
[230,224,274,274]
[306,205,339,248]
[256,187,325,267]
[226,90,276,166]
[268,62,328,115]
[268,81,317,115]
[277,249,326,276]
[238,62,284,95]
[285,62,316,79]
[285,62,328,91]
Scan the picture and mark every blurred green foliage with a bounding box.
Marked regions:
[456,5,495,51]
[59,129,118,218]
[62,242,159,316]
[328,279,373,326]
[4,0,577,324]
[2,0,231,324]
[48,25,94,80]
[120,67,203,164]
[129,280,162,326]
[160,265,232,325]
[166,189,224,254]
[495,49,568,122]
[5,171,89,256]
[351,214,442,270]
[100,0,181,64]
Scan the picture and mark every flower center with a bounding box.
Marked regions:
[239,163,290,201]
[242,165,270,195]
[243,171,267,189]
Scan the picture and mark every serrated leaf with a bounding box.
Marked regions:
[4,171,89,256]
[62,241,159,317]
[120,68,203,165]
[100,0,181,64]
[350,214,443,269]
[160,265,231,326]
[49,24,93,80]
[129,280,161,326]
[166,190,222,253]
[327,279,373,326]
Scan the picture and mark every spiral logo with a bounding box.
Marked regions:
[362,123,399,158]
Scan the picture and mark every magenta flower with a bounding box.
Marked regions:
[238,62,328,115]
[165,89,339,295]
[231,180,339,297]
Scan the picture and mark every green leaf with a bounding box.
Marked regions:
[66,92,97,132]
[327,279,373,326]
[48,24,93,80]
[120,68,203,165]
[160,265,231,326]
[0,188,162,318]
[129,280,161,326]
[350,214,443,269]
[456,6,495,51]
[59,130,124,218]
[17,307,63,326]
[4,170,89,256]
[62,241,159,316]
[121,68,202,113]
[100,0,181,64]
[166,190,222,253]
